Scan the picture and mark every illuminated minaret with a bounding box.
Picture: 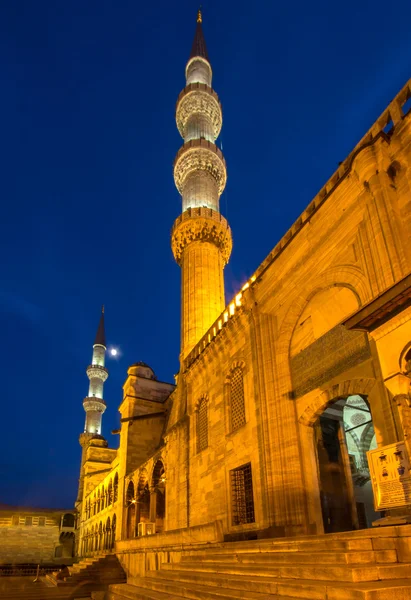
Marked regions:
[172,11,232,359]
[76,307,108,503]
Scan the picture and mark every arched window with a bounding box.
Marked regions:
[62,513,75,528]
[113,473,119,503]
[97,490,101,513]
[105,516,111,550]
[137,470,150,524]
[101,485,105,510]
[230,367,246,431]
[126,481,136,539]
[93,494,96,516]
[111,514,116,549]
[107,480,113,506]
[197,397,208,453]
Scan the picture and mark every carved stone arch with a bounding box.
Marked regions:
[360,420,375,457]
[399,341,411,373]
[224,360,246,383]
[276,266,370,359]
[298,378,376,426]
[152,459,166,488]
[194,393,209,413]
[137,468,149,492]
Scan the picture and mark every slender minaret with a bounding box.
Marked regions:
[76,307,108,503]
[172,10,232,359]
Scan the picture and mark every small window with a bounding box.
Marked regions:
[197,397,208,453]
[11,515,19,526]
[230,368,246,431]
[38,517,46,526]
[25,516,33,526]
[230,463,255,526]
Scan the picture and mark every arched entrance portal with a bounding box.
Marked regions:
[152,460,166,533]
[315,394,379,532]
[137,470,150,527]
[126,481,136,539]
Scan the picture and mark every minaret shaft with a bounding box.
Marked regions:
[172,14,232,359]
[181,241,225,354]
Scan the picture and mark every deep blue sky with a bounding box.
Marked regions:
[1,0,410,508]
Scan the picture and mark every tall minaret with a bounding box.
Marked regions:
[172,10,232,359]
[76,307,108,503]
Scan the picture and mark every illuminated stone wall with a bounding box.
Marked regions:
[0,509,75,564]
[76,74,411,561]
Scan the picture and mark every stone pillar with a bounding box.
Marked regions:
[149,488,157,525]
[385,372,411,460]
[338,425,360,530]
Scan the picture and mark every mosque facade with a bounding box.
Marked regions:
[75,11,411,574]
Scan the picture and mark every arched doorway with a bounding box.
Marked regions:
[137,470,150,529]
[152,460,166,533]
[111,514,116,549]
[315,394,379,532]
[105,516,111,550]
[59,532,75,557]
[126,481,136,538]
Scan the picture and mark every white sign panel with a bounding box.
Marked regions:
[368,441,411,511]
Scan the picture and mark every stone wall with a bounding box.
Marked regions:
[0,509,75,564]
[115,521,223,580]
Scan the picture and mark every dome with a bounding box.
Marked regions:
[128,362,157,380]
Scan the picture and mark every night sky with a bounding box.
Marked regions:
[1,0,410,509]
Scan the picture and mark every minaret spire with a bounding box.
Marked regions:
[76,308,109,503]
[94,305,106,347]
[172,13,232,359]
[190,9,209,61]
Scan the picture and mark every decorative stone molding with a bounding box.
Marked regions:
[83,397,107,414]
[176,89,222,139]
[224,360,246,383]
[298,377,376,426]
[173,140,227,195]
[171,208,232,265]
[86,365,109,382]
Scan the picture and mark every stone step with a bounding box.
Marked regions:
[108,582,186,600]
[145,570,411,600]
[135,575,278,599]
[196,538,376,554]
[160,560,411,583]
[181,549,397,565]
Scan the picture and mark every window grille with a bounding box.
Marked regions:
[230,463,255,525]
[38,517,46,526]
[197,398,208,453]
[25,516,33,526]
[230,367,246,431]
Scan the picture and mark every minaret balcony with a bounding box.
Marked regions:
[86,364,109,382]
[83,397,107,413]
[176,84,222,140]
[171,207,232,266]
[174,139,226,195]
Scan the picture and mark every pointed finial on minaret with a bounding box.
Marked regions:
[94,307,106,347]
[190,6,209,61]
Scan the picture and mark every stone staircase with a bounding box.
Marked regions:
[45,553,126,597]
[107,528,411,599]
